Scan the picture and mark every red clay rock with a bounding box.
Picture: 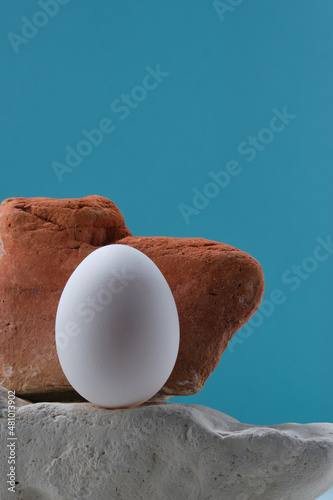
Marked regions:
[119,237,264,402]
[0,196,131,398]
[0,196,264,402]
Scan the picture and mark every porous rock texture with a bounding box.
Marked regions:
[119,236,264,402]
[0,196,264,402]
[0,196,132,400]
[0,387,332,500]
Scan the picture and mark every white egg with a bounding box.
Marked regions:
[55,244,180,409]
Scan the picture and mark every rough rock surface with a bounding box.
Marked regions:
[0,196,264,402]
[0,388,332,500]
[119,236,264,402]
[0,196,132,398]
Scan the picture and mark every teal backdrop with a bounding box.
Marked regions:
[1,1,332,431]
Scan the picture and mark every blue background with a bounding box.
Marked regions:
[1,0,332,431]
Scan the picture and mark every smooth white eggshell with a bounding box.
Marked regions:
[55,244,180,408]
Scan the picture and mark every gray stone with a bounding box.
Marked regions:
[0,387,332,500]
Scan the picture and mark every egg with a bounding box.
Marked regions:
[55,244,180,409]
